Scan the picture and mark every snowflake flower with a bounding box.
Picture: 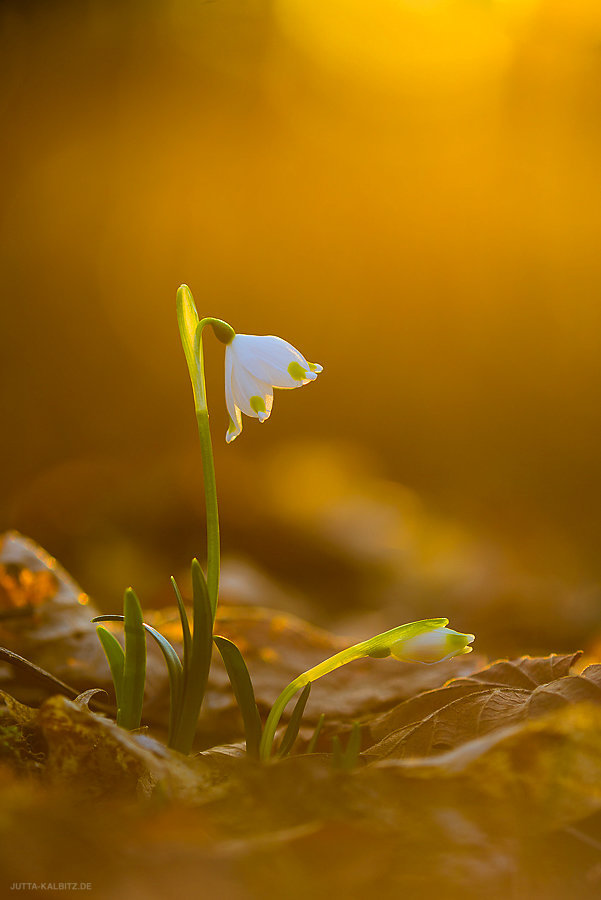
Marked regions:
[225,334,323,442]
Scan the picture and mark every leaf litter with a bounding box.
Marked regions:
[1,533,601,898]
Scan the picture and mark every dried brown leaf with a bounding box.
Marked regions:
[74,688,108,709]
[361,703,601,837]
[0,689,39,725]
[365,653,592,760]
[451,652,582,688]
[0,564,58,611]
[0,533,109,695]
[36,695,220,800]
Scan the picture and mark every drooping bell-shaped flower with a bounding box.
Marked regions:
[389,626,475,664]
[225,334,323,442]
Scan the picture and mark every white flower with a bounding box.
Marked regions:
[390,626,475,664]
[224,334,323,442]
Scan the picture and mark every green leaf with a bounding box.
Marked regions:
[95,625,125,711]
[331,735,344,769]
[214,635,262,759]
[171,559,213,754]
[306,713,325,754]
[278,683,311,758]
[142,622,183,746]
[341,722,362,770]
[171,576,192,687]
[94,614,183,745]
[121,587,146,730]
[331,723,362,770]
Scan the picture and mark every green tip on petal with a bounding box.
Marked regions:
[287,361,307,381]
[448,632,475,654]
[250,395,269,422]
[308,362,323,373]
[226,418,240,443]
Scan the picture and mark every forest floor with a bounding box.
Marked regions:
[2,532,601,900]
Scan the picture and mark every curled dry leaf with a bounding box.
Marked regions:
[74,688,108,709]
[364,652,592,760]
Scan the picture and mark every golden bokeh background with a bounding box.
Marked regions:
[2,0,601,653]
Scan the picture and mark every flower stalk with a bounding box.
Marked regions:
[177,285,234,618]
[259,619,474,761]
[194,407,219,618]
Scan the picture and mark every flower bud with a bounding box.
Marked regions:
[390,626,474,664]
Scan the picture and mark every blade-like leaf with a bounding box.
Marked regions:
[142,622,183,745]
[121,588,146,730]
[171,575,192,685]
[341,722,362,770]
[278,683,311,758]
[95,625,125,712]
[171,559,213,754]
[214,635,262,759]
[331,735,343,769]
[306,713,325,754]
[94,613,183,744]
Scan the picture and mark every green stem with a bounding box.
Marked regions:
[177,286,234,622]
[259,645,367,761]
[196,407,219,619]
[193,319,234,620]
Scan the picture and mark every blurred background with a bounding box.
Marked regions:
[1,0,601,657]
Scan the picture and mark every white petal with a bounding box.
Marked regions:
[226,416,242,443]
[232,334,320,389]
[231,363,274,421]
[224,346,243,442]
